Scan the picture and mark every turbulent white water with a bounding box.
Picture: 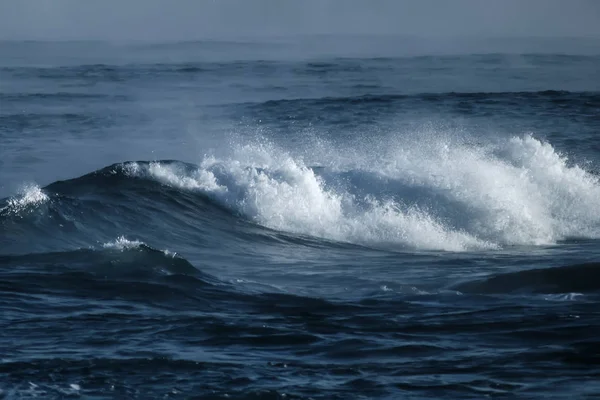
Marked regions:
[0,184,49,215]
[102,236,144,250]
[126,134,600,252]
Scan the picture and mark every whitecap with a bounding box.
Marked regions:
[102,236,143,250]
[122,132,600,252]
[1,184,49,215]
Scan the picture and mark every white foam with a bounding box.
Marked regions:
[146,161,225,192]
[124,133,600,252]
[163,249,178,258]
[102,236,143,250]
[543,293,584,301]
[1,184,49,215]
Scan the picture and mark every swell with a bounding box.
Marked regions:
[0,92,126,102]
[239,91,600,130]
[0,239,238,314]
[0,113,103,130]
[249,90,600,108]
[0,235,368,321]
[3,52,599,80]
[0,161,313,255]
[454,262,600,294]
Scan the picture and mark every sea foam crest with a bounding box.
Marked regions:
[125,134,600,252]
[102,236,143,250]
[1,184,49,215]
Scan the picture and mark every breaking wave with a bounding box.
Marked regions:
[112,133,600,251]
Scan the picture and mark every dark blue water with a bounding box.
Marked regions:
[2,37,600,399]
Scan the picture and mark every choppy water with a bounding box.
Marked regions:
[2,37,600,399]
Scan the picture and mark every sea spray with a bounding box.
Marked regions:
[0,184,49,216]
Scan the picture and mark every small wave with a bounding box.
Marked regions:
[0,92,120,102]
[102,236,180,259]
[250,90,600,108]
[543,293,584,302]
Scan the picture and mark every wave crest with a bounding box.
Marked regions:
[0,184,49,216]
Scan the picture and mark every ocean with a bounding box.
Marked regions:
[1,36,600,399]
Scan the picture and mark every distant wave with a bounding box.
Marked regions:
[0,239,204,280]
[3,52,599,81]
[238,90,600,126]
[250,90,600,107]
[5,90,598,113]
[0,113,101,130]
[0,92,119,101]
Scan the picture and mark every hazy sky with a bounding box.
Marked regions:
[1,0,599,41]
